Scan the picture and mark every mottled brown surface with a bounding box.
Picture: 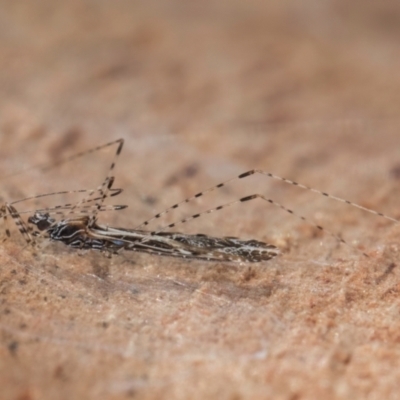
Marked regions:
[1,1,400,399]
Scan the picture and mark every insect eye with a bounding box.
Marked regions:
[36,219,51,231]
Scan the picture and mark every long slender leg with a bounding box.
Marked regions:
[4,138,125,180]
[60,139,124,226]
[135,169,399,230]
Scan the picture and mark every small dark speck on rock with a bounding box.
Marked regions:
[389,163,400,180]
[8,341,19,355]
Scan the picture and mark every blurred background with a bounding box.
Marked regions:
[1,1,400,143]
[2,0,400,128]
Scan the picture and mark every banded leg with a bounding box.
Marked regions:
[5,138,125,180]
[1,204,35,245]
[59,138,124,226]
[135,169,399,230]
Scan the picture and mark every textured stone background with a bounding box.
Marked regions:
[1,1,400,399]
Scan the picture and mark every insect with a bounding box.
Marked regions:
[22,138,400,262]
[27,211,280,262]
